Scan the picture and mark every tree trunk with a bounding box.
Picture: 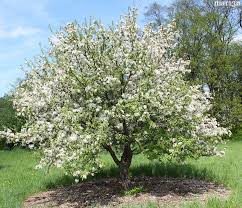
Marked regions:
[103,120,133,190]
[119,142,133,190]
[119,161,131,190]
[103,142,133,189]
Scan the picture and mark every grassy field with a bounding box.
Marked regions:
[0,131,241,208]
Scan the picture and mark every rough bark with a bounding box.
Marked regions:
[119,142,133,190]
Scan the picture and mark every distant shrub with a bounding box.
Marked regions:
[0,96,24,149]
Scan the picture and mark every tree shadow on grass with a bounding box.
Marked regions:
[44,161,218,190]
[0,164,11,170]
[131,162,217,183]
[44,162,216,189]
[95,161,218,184]
[44,175,75,189]
[27,161,226,208]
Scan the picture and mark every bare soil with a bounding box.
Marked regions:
[24,176,231,208]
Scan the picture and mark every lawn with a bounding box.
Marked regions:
[0,131,241,208]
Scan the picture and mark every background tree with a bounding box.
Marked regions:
[144,0,242,130]
[0,10,229,189]
[144,2,173,26]
[0,95,24,149]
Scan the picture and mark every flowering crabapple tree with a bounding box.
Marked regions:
[0,9,229,188]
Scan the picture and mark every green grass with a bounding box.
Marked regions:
[0,131,241,208]
[0,149,74,208]
[122,186,145,196]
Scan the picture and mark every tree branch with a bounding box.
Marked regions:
[102,144,120,166]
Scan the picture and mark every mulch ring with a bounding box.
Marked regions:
[24,176,231,208]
